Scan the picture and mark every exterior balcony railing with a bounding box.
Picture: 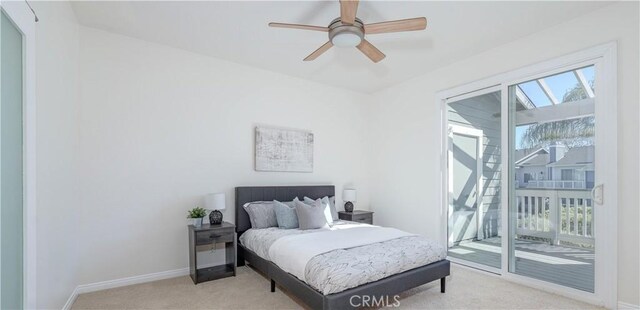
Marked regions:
[525,180,587,189]
[515,188,594,246]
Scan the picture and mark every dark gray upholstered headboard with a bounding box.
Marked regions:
[235,185,335,236]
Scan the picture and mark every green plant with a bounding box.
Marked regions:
[187,207,207,218]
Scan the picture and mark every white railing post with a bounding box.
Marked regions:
[580,198,587,236]
[550,190,560,245]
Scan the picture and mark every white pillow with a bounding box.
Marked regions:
[295,200,329,230]
[303,196,333,224]
[324,196,338,221]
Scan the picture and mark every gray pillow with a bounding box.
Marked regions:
[304,196,334,224]
[273,200,299,229]
[283,197,298,208]
[295,200,329,230]
[243,201,278,229]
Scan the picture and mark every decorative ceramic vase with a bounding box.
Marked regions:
[209,210,223,225]
[344,201,354,212]
[192,217,203,227]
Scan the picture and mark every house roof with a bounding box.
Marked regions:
[548,145,594,166]
[514,148,549,167]
[515,145,594,167]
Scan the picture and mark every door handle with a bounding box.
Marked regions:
[591,184,604,205]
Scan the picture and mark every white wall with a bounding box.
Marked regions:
[369,2,639,306]
[31,1,81,308]
[76,27,372,285]
[25,2,638,308]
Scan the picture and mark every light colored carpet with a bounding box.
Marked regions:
[72,264,601,309]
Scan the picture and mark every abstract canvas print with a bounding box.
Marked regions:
[255,127,314,172]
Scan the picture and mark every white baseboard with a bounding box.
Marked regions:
[62,267,189,310]
[618,301,640,310]
[62,287,80,310]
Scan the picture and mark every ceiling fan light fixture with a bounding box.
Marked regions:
[269,2,427,63]
[331,32,362,48]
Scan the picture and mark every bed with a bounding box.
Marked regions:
[235,185,450,310]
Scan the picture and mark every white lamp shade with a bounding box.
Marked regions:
[342,189,357,202]
[205,193,226,210]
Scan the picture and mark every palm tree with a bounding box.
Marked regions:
[519,82,594,149]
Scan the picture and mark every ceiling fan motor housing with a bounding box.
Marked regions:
[328,17,364,48]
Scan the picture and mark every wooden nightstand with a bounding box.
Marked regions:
[188,222,236,284]
[338,210,374,224]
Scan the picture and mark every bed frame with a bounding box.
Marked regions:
[235,185,450,310]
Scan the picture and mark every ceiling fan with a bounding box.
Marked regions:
[269,0,427,63]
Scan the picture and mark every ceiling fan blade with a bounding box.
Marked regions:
[356,40,385,63]
[364,17,427,35]
[268,22,329,32]
[304,41,334,61]
[340,0,359,25]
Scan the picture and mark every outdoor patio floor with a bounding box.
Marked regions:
[448,237,594,292]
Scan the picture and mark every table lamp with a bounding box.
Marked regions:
[343,189,357,212]
[205,193,226,225]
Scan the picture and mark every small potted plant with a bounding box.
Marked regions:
[187,207,207,227]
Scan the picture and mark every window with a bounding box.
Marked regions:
[561,169,574,180]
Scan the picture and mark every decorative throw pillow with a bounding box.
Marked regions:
[283,197,298,208]
[273,200,299,229]
[324,196,338,221]
[295,200,329,230]
[243,201,278,229]
[304,197,333,224]
[303,196,314,205]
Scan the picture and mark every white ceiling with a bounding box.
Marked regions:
[71,1,612,93]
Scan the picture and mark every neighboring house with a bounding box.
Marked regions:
[515,145,594,189]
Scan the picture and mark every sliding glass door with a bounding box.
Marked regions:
[442,44,616,306]
[1,10,25,309]
[508,66,597,292]
[446,88,502,270]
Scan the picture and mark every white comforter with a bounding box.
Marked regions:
[268,226,414,282]
[239,221,447,294]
